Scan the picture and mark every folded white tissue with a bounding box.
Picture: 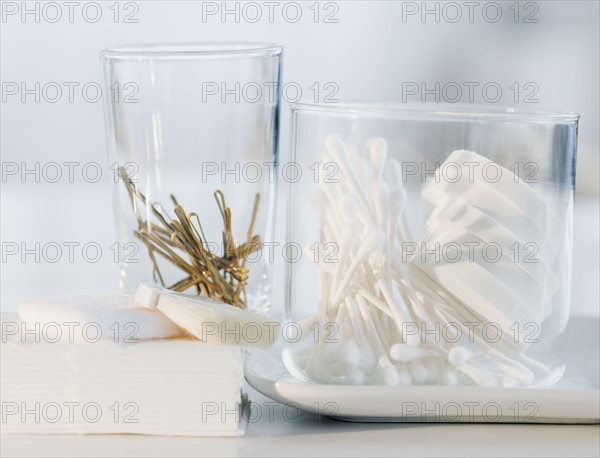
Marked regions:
[0,284,271,436]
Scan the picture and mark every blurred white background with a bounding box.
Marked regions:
[1,0,598,315]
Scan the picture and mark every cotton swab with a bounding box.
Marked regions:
[356,294,402,385]
[371,181,391,228]
[448,346,473,366]
[330,228,385,306]
[368,137,388,181]
[376,278,420,347]
[344,297,378,371]
[325,134,372,215]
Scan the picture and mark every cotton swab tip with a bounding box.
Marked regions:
[383,365,400,386]
[440,370,458,386]
[368,137,388,179]
[347,368,365,385]
[389,343,432,362]
[340,340,362,367]
[325,134,347,163]
[397,368,413,386]
[409,361,428,383]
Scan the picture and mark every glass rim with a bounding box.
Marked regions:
[99,42,283,60]
[290,102,580,124]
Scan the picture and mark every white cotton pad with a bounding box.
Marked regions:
[427,195,559,268]
[17,294,185,341]
[410,251,538,337]
[419,223,549,322]
[428,149,559,231]
[422,151,559,251]
[423,178,555,251]
[404,262,529,354]
[426,197,558,293]
[424,196,558,320]
[155,293,275,348]
[135,282,162,308]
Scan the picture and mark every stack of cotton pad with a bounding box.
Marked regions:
[0,291,251,436]
[410,149,559,336]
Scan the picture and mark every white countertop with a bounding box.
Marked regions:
[2,387,599,458]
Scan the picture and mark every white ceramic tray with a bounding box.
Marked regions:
[245,316,599,423]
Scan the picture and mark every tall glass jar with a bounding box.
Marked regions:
[100,43,282,313]
[284,103,578,387]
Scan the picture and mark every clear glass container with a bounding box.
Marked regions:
[100,43,282,313]
[284,103,578,387]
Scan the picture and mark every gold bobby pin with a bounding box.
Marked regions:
[118,166,262,309]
